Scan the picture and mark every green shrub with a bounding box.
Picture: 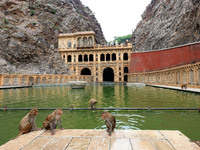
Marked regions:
[30,10,34,16]
[3,18,9,24]
[51,10,56,14]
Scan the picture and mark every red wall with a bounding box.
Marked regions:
[130,42,200,73]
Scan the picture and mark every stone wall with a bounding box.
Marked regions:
[0,74,93,86]
[130,42,200,73]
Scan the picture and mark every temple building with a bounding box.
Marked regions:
[58,31,132,83]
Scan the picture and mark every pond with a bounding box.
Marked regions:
[0,85,200,145]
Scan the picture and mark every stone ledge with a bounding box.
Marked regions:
[1,130,199,150]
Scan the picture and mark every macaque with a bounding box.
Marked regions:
[88,99,97,110]
[101,111,116,136]
[181,84,187,89]
[41,108,64,135]
[4,106,7,111]
[18,107,39,136]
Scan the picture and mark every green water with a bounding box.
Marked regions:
[0,85,200,145]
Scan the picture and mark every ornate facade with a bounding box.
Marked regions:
[58,31,132,83]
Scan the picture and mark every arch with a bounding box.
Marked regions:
[124,75,128,82]
[21,76,27,86]
[112,53,116,61]
[78,55,83,62]
[49,77,54,84]
[3,76,11,86]
[67,41,71,48]
[35,77,41,85]
[28,77,34,85]
[81,68,91,75]
[42,77,47,84]
[123,53,128,60]
[100,54,105,61]
[62,41,65,48]
[103,67,114,82]
[84,54,88,62]
[54,77,59,84]
[67,55,72,62]
[88,37,93,46]
[124,67,129,73]
[60,77,64,84]
[12,77,19,86]
[89,54,93,61]
[106,53,110,61]
[77,37,82,47]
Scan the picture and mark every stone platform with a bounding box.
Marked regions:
[147,84,200,94]
[0,130,199,150]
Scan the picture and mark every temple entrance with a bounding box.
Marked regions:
[81,68,91,75]
[103,67,114,82]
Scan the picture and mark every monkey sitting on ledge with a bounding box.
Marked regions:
[181,84,187,89]
[41,108,64,135]
[18,107,39,136]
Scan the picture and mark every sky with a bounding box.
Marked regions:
[81,0,152,42]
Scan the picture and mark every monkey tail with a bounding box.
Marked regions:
[18,131,22,137]
[109,123,112,136]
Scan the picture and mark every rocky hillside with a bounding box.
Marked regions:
[132,0,200,51]
[0,0,106,74]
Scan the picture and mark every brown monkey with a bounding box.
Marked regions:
[181,84,187,89]
[101,111,116,136]
[18,107,39,136]
[88,99,97,109]
[4,105,7,111]
[41,108,64,135]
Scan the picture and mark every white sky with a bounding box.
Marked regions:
[81,0,152,42]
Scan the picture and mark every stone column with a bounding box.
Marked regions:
[194,66,198,86]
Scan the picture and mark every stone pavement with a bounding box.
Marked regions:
[0,130,199,150]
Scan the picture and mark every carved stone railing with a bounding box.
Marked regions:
[0,74,93,86]
[128,62,200,88]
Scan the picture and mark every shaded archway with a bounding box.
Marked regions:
[67,55,71,62]
[89,54,93,61]
[106,54,110,61]
[100,54,105,61]
[112,53,116,61]
[124,75,128,82]
[123,53,128,60]
[84,54,88,62]
[124,67,129,73]
[78,55,83,62]
[103,67,114,82]
[81,68,91,75]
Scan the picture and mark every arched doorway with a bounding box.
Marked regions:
[103,67,114,82]
[81,68,91,75]
[124,75,128,82]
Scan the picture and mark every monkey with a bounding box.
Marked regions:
[181,84,187,89]
[88,98,97,110]
[18,107,39,136]
[41,108,64,135]
[4,105,7,111]
[101,111,116,136]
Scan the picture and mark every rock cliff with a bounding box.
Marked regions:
[0,0,106,74]
[132,0,200,51]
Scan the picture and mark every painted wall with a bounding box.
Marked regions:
[130,42,200,73]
